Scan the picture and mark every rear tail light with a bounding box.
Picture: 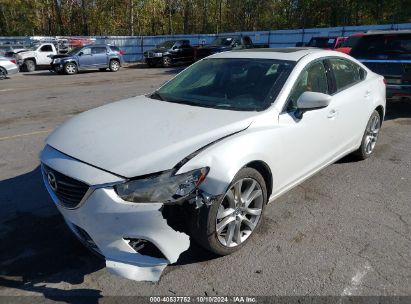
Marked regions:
[383,78,387,86]
[9,59,17,64]
[119,50,125,55]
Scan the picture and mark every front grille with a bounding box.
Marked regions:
[42,164,89,209]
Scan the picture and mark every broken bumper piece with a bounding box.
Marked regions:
[40,147,190,282]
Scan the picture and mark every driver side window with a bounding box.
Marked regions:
[286,61,328,112]
[81,48,91,55]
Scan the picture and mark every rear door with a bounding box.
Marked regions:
[92,46,108,67]
[326,57,371,151]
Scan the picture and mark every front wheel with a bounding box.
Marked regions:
[162,56,172,67]
[24,59,36,72]
[190,167,267,255]
[354,110,381,160]
[64,62,78,75]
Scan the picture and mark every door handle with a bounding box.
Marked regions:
[327,109,338,119]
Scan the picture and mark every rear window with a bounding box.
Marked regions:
[351,34,411,59]
[110,46,120,52]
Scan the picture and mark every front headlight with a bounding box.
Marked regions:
[114,167,209,203]
[53,58,61,64]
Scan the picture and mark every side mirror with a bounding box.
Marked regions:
[295,91,331,119]
[78,52,83,56]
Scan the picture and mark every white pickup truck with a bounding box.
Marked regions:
[16,43,58,72]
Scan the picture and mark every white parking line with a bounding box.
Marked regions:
[341,262,372,296]
[0,88,13,92]
[0,130,51,141]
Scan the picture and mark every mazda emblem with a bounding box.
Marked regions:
[47,171,58,192]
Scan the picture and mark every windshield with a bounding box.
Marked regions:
[307,37,336,48]
[211,38,235,46]
[67,47,83,55]
[157,40,176,49]
[153,58,295,111]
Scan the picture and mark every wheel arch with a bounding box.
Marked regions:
[24,57,36,64]
[375,105,385,126]
[244,160,273,201]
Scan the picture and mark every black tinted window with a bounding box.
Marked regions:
[40,45,53,52]
[351,34,411,59]
[287,61,328,111]
[110,46,120,51]
[329,58,362,92]
[92,47,107,54]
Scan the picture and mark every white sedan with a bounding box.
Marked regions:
[0,56,19,80]
[40,48,386,281]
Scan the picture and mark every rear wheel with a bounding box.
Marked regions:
[109,59,120,72]
[354,110,381,160]
[24,59,36,72]
[64,62,78,75]
[0,67,6,80]
[190,167,267,255]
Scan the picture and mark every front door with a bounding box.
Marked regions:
[77,47,93,68]
[274,60,339,192]
[37,44,54,65]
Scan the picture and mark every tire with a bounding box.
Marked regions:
[190,167,267,256]
[162,56,172,67]
[109,59,120,72]
[64,62,78,75]
[24,59,36,72]
[353,110,381,160]
[0,67,6,80]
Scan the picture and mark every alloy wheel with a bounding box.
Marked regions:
[364,115,380,154]
[216,178,263,247]
[65,63,77,74]
[110,60,120,71]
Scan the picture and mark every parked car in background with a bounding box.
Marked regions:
[349,30,411,100]
[306,36,347,49]
[144,40,195,67]
[40,48,385,282]
[16,43,58,72]
[0,56,19,80]
[50,44,124,75]
[196,36,253,60]
[0,45,29,58]
[335,33,365,54]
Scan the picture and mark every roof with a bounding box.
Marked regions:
[209,47,324,61]
[363,29,411,36]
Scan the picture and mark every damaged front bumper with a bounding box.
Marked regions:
[40,146,192,282]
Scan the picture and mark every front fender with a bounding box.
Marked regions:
[176,126,281,197]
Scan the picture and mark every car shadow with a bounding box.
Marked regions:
[0,166,103,302]
[23,70,102,76]
[0,166,219,299]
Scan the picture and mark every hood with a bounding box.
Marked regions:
[46,96,256,178]
[16,50,36,59]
